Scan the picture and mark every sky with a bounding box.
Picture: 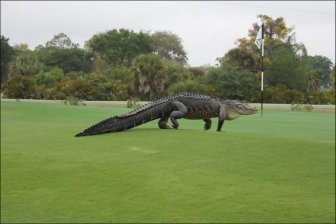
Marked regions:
[1,1,335,67]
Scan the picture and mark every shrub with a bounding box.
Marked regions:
[64,96,86,106]
[291,103,313,112]
[168,79,208,95]
[265,84,305,104]
[126,97,141,108]
[35,67,64,86]
[2,75,36,99]
[307,89,335,104]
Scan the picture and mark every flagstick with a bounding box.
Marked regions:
[255,22,265,117]
[261,66,264,117]
[260,23,264,117]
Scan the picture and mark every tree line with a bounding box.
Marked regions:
[1,15,335,104]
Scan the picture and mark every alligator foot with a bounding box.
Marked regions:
[203,118,211,130]
[158,117,171,129]
[160,125,171,129]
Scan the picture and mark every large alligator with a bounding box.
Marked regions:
[75,92,257,137]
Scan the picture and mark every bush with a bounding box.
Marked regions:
[265,84,305,104]
[291,103,313,112]
[307,89,335,104]
[126,97,141,108]
[35,67,64,86]
[64,96,86,106]
[2,75,36,99]
[168,79,208,95]
[204,66,259,101]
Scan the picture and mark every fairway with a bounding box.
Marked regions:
[1,101,335,223]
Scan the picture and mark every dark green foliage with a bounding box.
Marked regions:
[207,48,259,101]
[264,84,305,104]
[42,72,111,101]
[151,31,188,64]
[131,53,173,100]
[35,33,92,73]
[45,33,79,49]
[86,29,153,67]
[1,16,335,105]
[217,48,258,71]
[307,89,335,105]
[35,67,64,86]
[266,46,310,92]
[306,55,334,89]
[206,66,259,101]
[36,47,92,74]
[168,79,208,95]
[103,65,131,82]
[9,50,43,77]
[0,35,14,82]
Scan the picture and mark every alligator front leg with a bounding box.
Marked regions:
[203,118,212,130]
[170,101,187,129]
[217,104,226,132]
[158,117,171,129]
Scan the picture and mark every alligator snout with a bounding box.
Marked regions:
[245,105,258,115]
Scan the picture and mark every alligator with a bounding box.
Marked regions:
[75,92,257,137]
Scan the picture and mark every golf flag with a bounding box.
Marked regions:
[255,24,264,57]
[255,23,265,117]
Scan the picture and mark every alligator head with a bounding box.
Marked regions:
[222,100,258,120]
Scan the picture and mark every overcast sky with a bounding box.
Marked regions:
[1,1,335,66]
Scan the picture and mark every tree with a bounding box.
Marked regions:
[85,29,154,67]
[208,46,259,101]
[216,48,258,71]
[266,46,310,92]
[237,15,305,59]
[168,79,208,95]
[91,52,109,73]
[330,66,335,89]
[131,54,168,100]
[35,67,64,86]
[12,43,30,52]
[206,65,258,101]
[306,55,333,89]
[1,36,14,83]
[151,31,188,64]
[9,50,43,77]
[35,34,92,74]
[3,74,36,99]
[45,33,79,48]
[231,14,332,104]
[36,47,92,74]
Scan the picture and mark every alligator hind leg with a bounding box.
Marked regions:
[203,118,212,130]
[158,117,171,129]
[170,101,187,129]
[217,104,226,132]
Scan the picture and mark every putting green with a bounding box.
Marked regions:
[1,101,335,223]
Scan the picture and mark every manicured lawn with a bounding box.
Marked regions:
[1,101,335,223]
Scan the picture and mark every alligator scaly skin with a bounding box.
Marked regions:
[75,92,257,137]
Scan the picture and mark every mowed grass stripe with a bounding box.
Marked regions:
[1,101,335,223]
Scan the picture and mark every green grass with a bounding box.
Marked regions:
[1,101,335,223]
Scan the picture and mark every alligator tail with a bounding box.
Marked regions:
[75,103,170,137]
